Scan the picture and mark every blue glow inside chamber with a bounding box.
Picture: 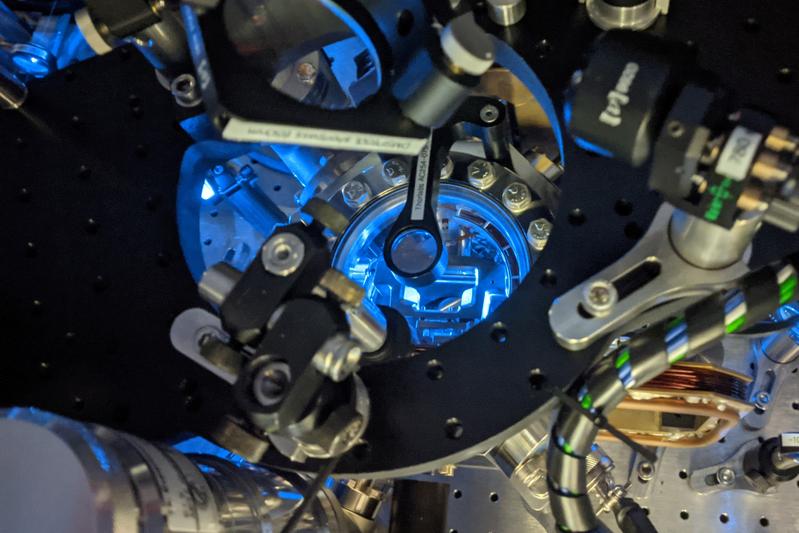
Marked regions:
[333,183,531,347]
[775,303,799,342]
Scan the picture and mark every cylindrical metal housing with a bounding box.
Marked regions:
[487,0,527,26]
[0,409,344,533]
[669,209,763,269]
[198,262,242,306]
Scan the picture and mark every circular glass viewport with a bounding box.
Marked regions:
[333,182,531,348]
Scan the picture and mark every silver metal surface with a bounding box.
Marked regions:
[480,103,500,124]
[0,66,27,110]
[312,333,363,382]
[0,410,344,533]
[134,9,189,76]
[527,218,553,251]
[74,7,113,55]
[549,205,748,350]
[583,0,667,31]
[382,158,410,186]
[415,337,799,532]
[198,263,242,307]
[670,209,763,269]
[637,461,655,482]
[170,308,236,384]
[252,361,291,406]
[467,159,498,189]
[346,299,388,354]
[582,279,618,318]
[262,233,306,276]
[170,74,201,108]
[717,466,736,486]
[441,156,455,179]
[341,180,373,209]
[501,182,532,212]
[487,0,527,26]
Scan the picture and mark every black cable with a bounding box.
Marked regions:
[279,455,340,533]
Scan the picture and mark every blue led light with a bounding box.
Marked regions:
[333,183,530,347]
[201,179,216,200]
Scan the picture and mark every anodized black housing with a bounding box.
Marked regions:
[566,31,694,167]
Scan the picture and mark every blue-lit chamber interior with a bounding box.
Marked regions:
[1,8,95,79]
[333,183,531,347]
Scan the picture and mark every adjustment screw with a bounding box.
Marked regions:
[341,180,372,209]
[527,218,553,251]
[754,391,771,411]
[262,233,305,277]
[252,362,291,406]
[296,62,318,85]
[582,279,618,317]
[502,182,532,212]
[637,461,655,482]
[312,334,362,382]
[467,159,497,190]
[480,104,500,124]
[382,158,410,186]
[716,466,736,486]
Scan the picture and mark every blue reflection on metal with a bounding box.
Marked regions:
[174,435,248,466]
[775,303,799,343]
[333,183,530,347]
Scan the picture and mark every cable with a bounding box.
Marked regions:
[547,253,799,532]
[280,455,340,533]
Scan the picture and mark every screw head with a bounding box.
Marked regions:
[252,362,291,406]
[440,156,454,179]
[296,62,318,85]
[262,233,305,276]
[480,104,500,124]
[637,461,655,482]
[717,466,736,486]
[467,160,497,189]
[502,182,532,212]
[341,180,372,208]
[755,391,771,410]
[527,218,553,251]
[582,280,618,317]
[381,158,409,186]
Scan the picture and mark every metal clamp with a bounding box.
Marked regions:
[549,205,748,350]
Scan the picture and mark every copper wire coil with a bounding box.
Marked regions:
[643,365,749,400]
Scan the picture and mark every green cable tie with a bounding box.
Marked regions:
[562,440,574,455]
[666,315,684,330]
[780,276,797,304]
[615,349,631,369]
[726,315,746,334]
[580,394,593,410]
